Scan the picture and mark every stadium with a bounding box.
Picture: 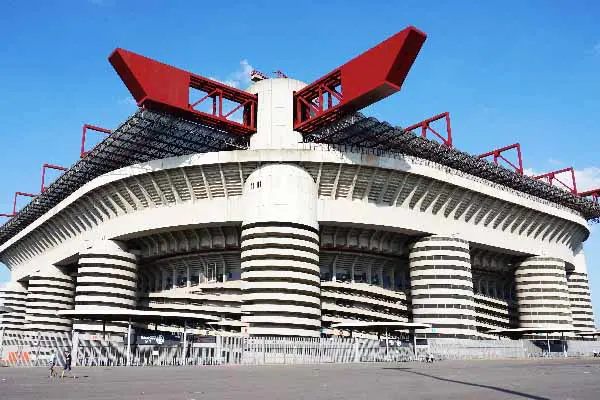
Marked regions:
[0,25,599,346]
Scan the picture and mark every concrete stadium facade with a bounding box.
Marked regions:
[0,78,596,339]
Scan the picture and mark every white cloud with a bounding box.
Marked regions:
[575,167,600,192]
[118,97,137,107]
[523,167,540,177]
[209,59,254,89]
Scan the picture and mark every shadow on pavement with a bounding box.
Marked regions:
[382,368,550,400]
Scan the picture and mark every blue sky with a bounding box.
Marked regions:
[0,1,599,323]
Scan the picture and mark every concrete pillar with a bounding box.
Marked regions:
[74,240,138,335]
[25,266,75,333]
[240,163,321,337]
[246,78,306,150]
[0,281,27,331]
[409,236,477,339]
[514,256,572,329]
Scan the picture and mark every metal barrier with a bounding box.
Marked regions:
[1,330,598,367]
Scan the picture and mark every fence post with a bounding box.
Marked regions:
[71,331,80,367]
[126,318,132,366]
[182,321,188,365]
[0,326,5,361]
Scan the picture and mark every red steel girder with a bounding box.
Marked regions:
[579,188,600,203]
[294,26,427,133]
[405,112,453,147]
[1,192,38,218]
[81,124,112,158]
[109,49,257,135]
[478,143,523,175]
[533,167,578,194]
[41,163,68,192]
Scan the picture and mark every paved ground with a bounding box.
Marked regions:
[1,358,600,400]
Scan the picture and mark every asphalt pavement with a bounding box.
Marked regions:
[1,358,599,400]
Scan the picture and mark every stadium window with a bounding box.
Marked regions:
[251,182,255,189]
[257,181,261,188]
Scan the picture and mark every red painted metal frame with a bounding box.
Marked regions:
[533,167,578,194]
[579,188,600,203]
[1,192,38,218]
[477,143,524,175]
[293,26,427,134]
[109,49,258,135]
[41,163,68,192]
[80,124,112,158]
[404,112,453,147]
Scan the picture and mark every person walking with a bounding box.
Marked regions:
[61,350,72,378]
[48,352,57,378]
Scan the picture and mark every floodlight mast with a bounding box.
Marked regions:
[81,124,112,158]
[404,112,453,147]
[533,167,578,194]
[1,192,38,218]
[41,164,68,192]
[478,143,524,175]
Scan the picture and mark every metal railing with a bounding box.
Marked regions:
[2,329,598,367]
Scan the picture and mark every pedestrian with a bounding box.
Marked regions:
[48,352,57,378]
[61,350,72,378]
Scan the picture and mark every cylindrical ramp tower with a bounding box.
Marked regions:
[0,281,28,331]
[409,236,477,339]
[25,267,75,332]
[567,246,595,330]
[241,163,321,337]
[74,240,138,335]
[514,257,572,329]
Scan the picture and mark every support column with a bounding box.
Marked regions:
[74,240,138,336]
[409,236,477,339]
[0,281,27,331]
[25,267,75,333]
[514,257,572,329]
[567,245,595,330]
[240,163,321,337]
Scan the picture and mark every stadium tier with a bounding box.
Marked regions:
[0,26,597,339]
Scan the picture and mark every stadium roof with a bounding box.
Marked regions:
[0,109,599,247]
[0,109,248,246]
[305,113,600,221]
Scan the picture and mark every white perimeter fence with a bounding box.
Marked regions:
[1,330,599,367]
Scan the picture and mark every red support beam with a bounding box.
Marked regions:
[579,188,600,203]
[81,124,112,158]
[478,143,523,175]
[109,49,258,135]
[41,163,69,192]
[404,112,453,147]
[533,167,578,194]
[293,26,427,133]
